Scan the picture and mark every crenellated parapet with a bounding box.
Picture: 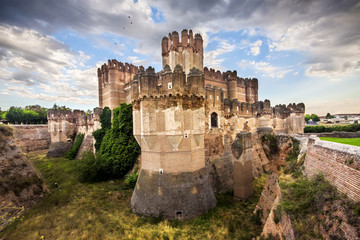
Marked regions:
[131,64,205,102]
[47,108,102,143]
[204,67,258,103]
[162,29,203,74]
[273,103,305,119]
[98,60,143,109]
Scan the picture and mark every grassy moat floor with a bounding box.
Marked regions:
[319,137,360,147]
[1,151,266,240]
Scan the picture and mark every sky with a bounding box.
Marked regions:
[0,0,359,116]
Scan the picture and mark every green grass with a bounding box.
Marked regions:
[1,151,265,240]
[279,174,360,239]
[320,137,360,147]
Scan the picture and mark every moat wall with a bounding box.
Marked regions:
[12,125,50,152]
[304,136,360,202]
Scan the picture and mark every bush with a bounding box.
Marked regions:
[74,151,99,182]
[304,123,360,133]
[65,133,84,160]
[261,133,278,158]
[123,166,139,190]
[93,107,111,152]
[96,104,140,180]
[280,174,337,216]
[74,104,140,182]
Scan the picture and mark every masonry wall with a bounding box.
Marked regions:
[304,137,360,202]
[12,125,50,152]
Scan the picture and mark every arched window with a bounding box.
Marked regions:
[211,112,218,128]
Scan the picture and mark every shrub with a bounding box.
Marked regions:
[261,133,278,158]
[74,104,140,182]
[280,174,337,216]
[74,151,99,182]
[304,123,360,133]
[96,104,140,180]
[123,166,139,190]
[93,107,111,152]
[65,133,84,160]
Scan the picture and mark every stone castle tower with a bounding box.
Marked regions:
[162,29,203,75]
[97,60,140,109]
[130,30,216,220]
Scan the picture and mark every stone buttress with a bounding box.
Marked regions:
[130,65,216,220]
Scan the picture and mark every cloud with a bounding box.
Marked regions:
[0,24,98,106]
[238,60,292,79]
[204,40,236,70]
[250,40,262,56]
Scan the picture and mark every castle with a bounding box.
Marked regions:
[48,29,305,220]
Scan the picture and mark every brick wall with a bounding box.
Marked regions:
[304,137,360,202]
[12,125,50,152]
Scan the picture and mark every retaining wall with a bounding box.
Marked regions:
[12,125,50,152]
[304,137,360,202]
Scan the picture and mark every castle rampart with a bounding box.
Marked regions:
[47,108,102,157]
[98,60,141,109]
[130,64,216,219]
[44,29,307,220]
[162,29,203,74]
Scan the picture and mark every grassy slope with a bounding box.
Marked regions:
[320,137,360,147]
[1,152,265,240]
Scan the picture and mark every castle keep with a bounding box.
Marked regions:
[48,29,305,220]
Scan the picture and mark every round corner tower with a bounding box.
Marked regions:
[130,30,215,220]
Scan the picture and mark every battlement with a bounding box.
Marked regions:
[204,67,224,83]
[162,29,203,75]
[47,109,82,122]
[47,108,102,127]
[223,99,256,117]
[131,64,205,101]
[98,60,141,77]
[162,29,203,55]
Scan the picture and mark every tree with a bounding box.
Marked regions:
[304,114,311,122]
[310,114,320,122]
[93,107,111,151]
[96,104,140,180]
[344,116,348,120]
[52,103,71,111]
[85,109,92,116]
[5,107,24,124]
[25,105,48,123]
[326,113,334,119]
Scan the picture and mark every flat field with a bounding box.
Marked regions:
[1,151,265,240]
[320,137,360,147]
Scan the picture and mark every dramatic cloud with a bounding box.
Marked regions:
[0,0,359,113]
[0,24,98,106]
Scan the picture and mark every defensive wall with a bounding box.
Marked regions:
[46,108,102,157]
[12,125,50,152]
[304,136,360,202]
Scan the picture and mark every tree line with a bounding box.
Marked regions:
[0,104,72,124]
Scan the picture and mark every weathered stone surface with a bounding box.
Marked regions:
[47,108,102,157]
[0,125,49,230]
[231,134,244,159]
[304,136,360,202]
[13,125,50,152]
[131,168,216,220]
[47,142,72,157]
[233,132,254,200]
[255,174,295,240]
[75,134,94,159]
